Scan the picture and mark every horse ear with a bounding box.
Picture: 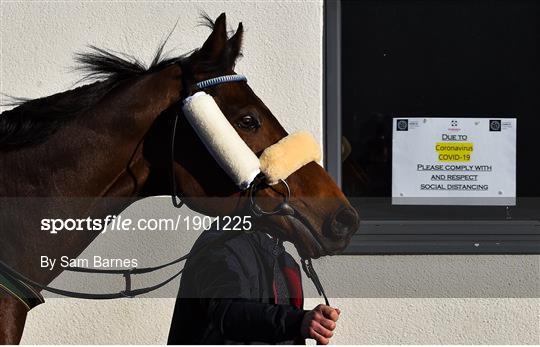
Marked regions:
[227,22,243,68]
[199,13,228,61]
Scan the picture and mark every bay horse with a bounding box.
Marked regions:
[0,13,359,344]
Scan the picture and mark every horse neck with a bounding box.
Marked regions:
[0,64,183,198]
[0,65,183,283]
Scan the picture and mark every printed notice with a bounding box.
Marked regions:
[392,118,516,205]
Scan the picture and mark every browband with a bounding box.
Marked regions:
[196,74,247,89]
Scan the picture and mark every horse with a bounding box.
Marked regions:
[0,13,359,344]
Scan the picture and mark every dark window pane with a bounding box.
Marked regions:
[340,0,540,222]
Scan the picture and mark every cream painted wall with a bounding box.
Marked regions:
[1,1,538,344]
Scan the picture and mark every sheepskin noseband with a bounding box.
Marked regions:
[259,131,321,185]
[182,90,321,189]
[182,91,260,189]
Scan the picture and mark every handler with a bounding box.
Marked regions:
[167,227,340,345]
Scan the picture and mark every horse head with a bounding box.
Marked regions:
[144,14,359,259]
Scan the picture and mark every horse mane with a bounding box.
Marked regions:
[0,34,184,152]
[0,14,240,152]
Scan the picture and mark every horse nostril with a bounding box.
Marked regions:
[329,207,359,238]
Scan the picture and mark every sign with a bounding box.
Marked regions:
[392,118,516,205]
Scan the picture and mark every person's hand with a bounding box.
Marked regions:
[300,304,340,344]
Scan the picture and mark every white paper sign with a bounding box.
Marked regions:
[392,118,516,205]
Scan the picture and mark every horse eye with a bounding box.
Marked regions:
[237,115,260,130]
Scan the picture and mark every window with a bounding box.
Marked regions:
[325,0,540,254]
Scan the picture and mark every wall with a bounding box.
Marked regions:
[1,1,538,344]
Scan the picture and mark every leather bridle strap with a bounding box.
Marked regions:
[0,229,244,300]
[169,60,193,208]
[169,63,248,208]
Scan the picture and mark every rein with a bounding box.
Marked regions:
[248,174,329,306]
[0,71,329,307]
[0,229,244,300]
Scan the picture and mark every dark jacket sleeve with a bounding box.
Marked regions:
[212,299,306,343]
[191,239,307,343]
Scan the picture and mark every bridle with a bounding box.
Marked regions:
[171,69,329,304]
[0,70,329,307]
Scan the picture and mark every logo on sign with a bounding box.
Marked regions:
[396,119,408,131]
[448,119,461,131]
[490,120,501,131]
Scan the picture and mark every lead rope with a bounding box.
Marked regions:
[270,238,329,307]
[301,258,330,306]
[249,177,330,306]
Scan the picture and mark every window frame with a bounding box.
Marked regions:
[323,0,540,255]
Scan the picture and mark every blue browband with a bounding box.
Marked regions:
[196,74,247,89]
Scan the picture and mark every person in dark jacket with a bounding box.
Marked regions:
[167,227,340,345]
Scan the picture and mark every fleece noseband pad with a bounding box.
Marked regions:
[259,131,322,185]
[182,91,260,189]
